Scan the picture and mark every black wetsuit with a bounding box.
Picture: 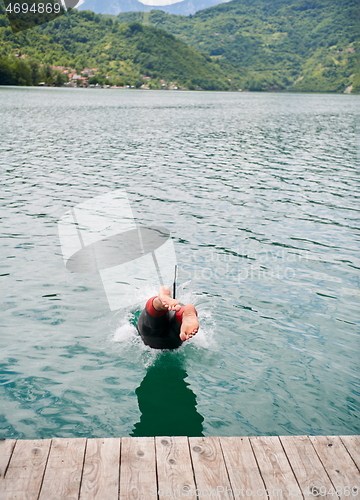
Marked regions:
[136,297,183,350]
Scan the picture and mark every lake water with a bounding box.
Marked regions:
[1,87,359,439]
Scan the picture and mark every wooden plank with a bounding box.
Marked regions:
[249,436,303,499]
[119,437,157,500]
[155,436,196,500]
[0,439,16,480]
[79,438,121,500]
[189,436,233,499]
[1,435,359,500]
[38,437,87,500]
[280,435,336,499]
[309,436,360,498]
[339,436,360,471]
[220,437,266,499]
[0,439,51,500]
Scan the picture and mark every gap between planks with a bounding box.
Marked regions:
[0,436,359,500]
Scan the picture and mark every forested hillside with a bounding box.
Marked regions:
[78,0,231,16]
[0,0,359,92]
[118,0,360,92]
[0,5,230,89]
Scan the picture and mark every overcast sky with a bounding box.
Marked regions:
[138,0,183,5]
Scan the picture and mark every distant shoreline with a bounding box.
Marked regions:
[0,84,358,95]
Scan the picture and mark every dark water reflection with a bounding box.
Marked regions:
[132,353,204,437]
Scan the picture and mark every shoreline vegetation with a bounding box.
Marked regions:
[0,0,359,93]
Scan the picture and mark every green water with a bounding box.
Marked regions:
[132,352,204,437]
[1,87,359,439]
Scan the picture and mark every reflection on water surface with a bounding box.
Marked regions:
[0,88,359,439]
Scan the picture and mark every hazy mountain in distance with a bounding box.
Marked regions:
[77,0,230,16]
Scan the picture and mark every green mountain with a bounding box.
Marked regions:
[0,0,359,92]
[0,6,230,89]
[117,0,360,92]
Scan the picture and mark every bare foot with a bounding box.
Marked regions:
[180,304,199,341]
[153,286,181,312]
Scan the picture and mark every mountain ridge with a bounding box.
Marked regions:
[0,6,231,89]
[117,0,360,92]
[0,0,359,92]
[78,0,231,16]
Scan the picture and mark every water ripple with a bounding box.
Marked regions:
[1,88,359,439]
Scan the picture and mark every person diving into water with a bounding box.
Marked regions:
[136,286,199,349]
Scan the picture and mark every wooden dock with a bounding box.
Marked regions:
[0,436,359,499]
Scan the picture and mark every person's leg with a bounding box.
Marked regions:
[136,286,181,345]
[180,304,199,341]
[136,295,169,340]
[152,286,181,312]
[175,304,199,341]
[155,286,199,341]
[137,286,199,346]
